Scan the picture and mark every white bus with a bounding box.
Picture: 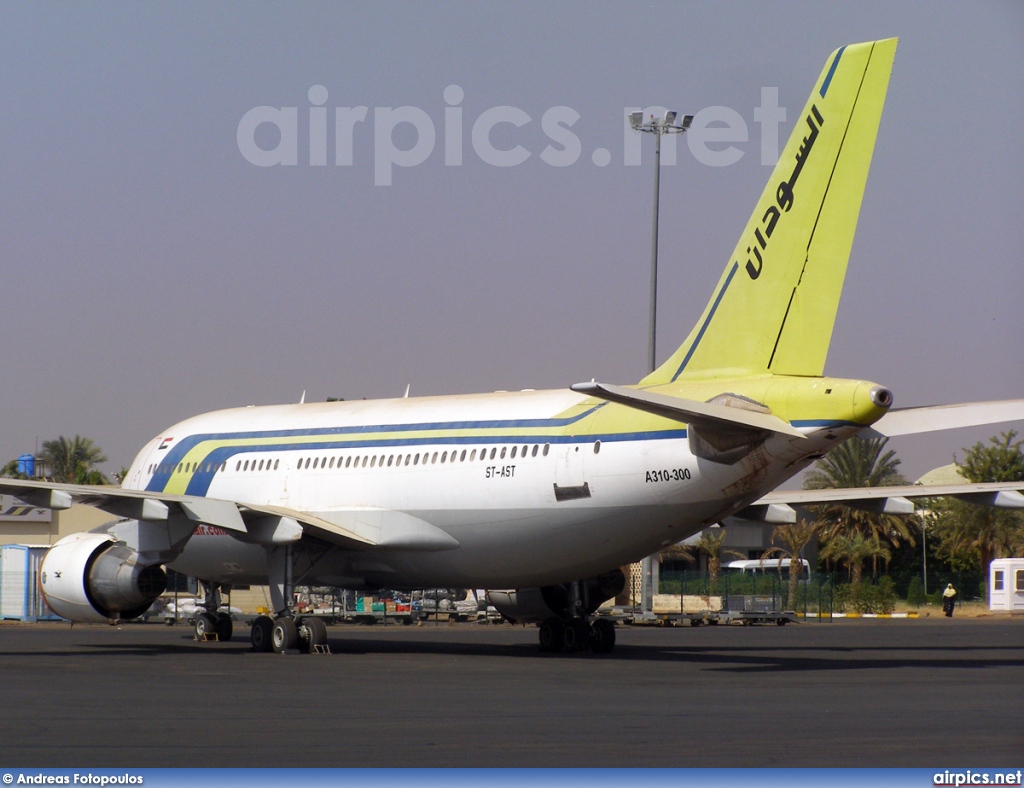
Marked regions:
[725,559,810,575]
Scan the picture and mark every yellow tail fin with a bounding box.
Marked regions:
[642,38,897,384]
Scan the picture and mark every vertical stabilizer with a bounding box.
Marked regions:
[642,38,897,384]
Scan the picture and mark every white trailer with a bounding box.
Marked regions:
[988,558,1024,611]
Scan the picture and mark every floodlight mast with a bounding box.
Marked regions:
[629,110,694,374]
[630,108,693,617]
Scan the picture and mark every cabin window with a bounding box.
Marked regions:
[258,460,264,471]
[532,445,539,458]
[511,446,517,459]
[543,444,550,456]
[594,440,601,454]
[460,450,466,462]
[500,447,507,459]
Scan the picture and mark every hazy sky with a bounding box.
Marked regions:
[1,2,1021,482]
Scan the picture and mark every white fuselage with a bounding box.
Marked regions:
[120,388,848,590]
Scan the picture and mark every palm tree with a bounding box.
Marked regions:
[762,520,821,608]
[820,532,891,594]
[804,436,914,568]
[40,435,108,484]
[696,528,743,594]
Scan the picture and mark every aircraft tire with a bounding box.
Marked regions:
[538,618,563,653]
[272,616,298,653]
[301,616,327,653]
[215,612,233,642]
[251,615,273,652]
[562,621,582,652]
[590,619,616,654]
[195,612,218,641]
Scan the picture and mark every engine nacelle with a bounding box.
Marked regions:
[489,570,626,625]
[40,532,168,623]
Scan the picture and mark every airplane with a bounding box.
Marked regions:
[4,37,1023,655]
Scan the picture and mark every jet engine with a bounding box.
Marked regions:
[488,569,626,625]
[40,531,167,623]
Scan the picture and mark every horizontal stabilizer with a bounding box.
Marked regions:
[571,381,805,439]
[862,399,1024,438]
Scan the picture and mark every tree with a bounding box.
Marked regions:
[696,528,743,594]
[0,459,29,479]
[930,432,1024,578]
[762,520,821,608]
[804,436,915,568]
[40,435,108,484]
[820,532,892,594]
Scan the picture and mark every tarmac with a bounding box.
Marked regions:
[0,615,1021,767]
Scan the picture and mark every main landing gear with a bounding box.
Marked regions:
[247,544,329,653]
[250,614,328,654]
[538,616,616,654]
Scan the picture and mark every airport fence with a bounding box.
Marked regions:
[657,568,837,619]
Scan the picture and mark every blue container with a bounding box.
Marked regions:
[16,454,35,477]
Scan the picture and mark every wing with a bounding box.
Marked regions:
[749,482,1024,522]
[0,478,455,551]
